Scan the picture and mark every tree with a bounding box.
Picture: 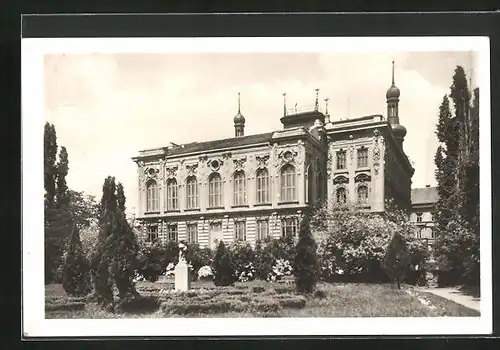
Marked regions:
[62,221,92,296]
[44,122,58,208]
[116,182,126,213]
[89,176,140,308]
[211,241,236,286]
[383,233,411,289]
[55,146,70,208]
[294,216,318,294]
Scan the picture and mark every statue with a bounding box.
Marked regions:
[178,242,187,263]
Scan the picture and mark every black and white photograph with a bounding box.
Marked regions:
[22,36,491,337]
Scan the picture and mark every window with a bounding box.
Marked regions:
[209,173,223,207]
[336,187,347,204]
[280,164,296,202]
[317,172,323,202]
[281,217,298,237]
[235,221,246,241]
[256,220,269,240]
[187,223,198,243]
[336,150,346,170]
[431,229,437,239]
[358,185,368,204]
[167,225,178,242]
[417,228,422,239]
[256,168,270,203]
[186,176,198,209]
[166,179,178,210]
[357,147,368,168]
[307,167,314,203]
[146,180,159,212]
[147,225,158,243]
[416,213,423,222]
[233,171,247,206]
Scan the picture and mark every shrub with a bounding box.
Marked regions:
[115,295,160,313]
[197,265,214,281]
[254,239,275,280]
[294,216,318,294]
[228,241,256,281]
[136,243,168,282]
[267,259,293,282]
[382,233,411,289]
[186,243,213,280]
[211,241,236,286]
[62,224,92,297]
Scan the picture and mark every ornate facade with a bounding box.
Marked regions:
[132,62,415,248]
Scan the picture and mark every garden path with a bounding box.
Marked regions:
[415,287,480,312]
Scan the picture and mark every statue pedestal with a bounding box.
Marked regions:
[174,260,191,291]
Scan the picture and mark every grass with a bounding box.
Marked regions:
[45,280,480,319]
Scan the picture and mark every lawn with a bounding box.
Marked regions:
[45,280,480,319]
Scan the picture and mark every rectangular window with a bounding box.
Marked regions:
[147,225,158,244]
[281,217,298,237]
[233,173,247,206]
[256,169,270,203]
[357,147,368,168]
[416,213,423,223]
[186,177,198,209]
[168,225,178,242]
[336,151,346,170]
[256,220,269,241]
[187,223,198,244]
[167,180,178,210]
[234,221,246,241]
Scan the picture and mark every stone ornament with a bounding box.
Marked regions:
[233,156,247,170]
[208,158,223,172]
[355,173,371,183]
[186,163,199,176]
[255,154,270,168]
[333,175,349,185]
[166,166,178,179]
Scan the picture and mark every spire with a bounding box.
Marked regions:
[237,92,241,114]
[283,92,287,116]
[233,92,245,137]
[314,88,320,111]
[392,60,395,85]
[324,97,329,115]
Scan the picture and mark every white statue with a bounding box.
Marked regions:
[178,242,187,263]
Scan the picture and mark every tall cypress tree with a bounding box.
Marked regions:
[294,216,318,294]
[55,146,70,208]
[116,182,126,213]
[62,220,92,296]
[44,122,58,208]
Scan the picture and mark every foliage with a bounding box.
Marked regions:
[197,265,214,281]
[62,223,92,297]
[310,202,427,284]
[44,122,58,207]
[227,241,255,281]
[253,235,296,281]
[116,182,126,213]
[382,233,411,289]
[267,259,293,282]
[136,242,169,282]
[211,241,236,286]
[55,146,70,207]
[185,243,213,280]
[294,216,318,294]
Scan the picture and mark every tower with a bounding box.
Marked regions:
[233,92,245,137]
[386,60,407,146]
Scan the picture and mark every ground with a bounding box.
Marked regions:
[45,280,480,319]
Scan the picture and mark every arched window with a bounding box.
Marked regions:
[186,176,198,209]
[146,180,159,212]
[307,166,314,204]
[166,179,178,211]
[233,171,247,206]
[358,185,368,204]
[336,187,347,204]
[209,173,223,207]
[256,168,270,204]
[280,164,296,202]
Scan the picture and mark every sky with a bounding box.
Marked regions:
[44,51,478,215]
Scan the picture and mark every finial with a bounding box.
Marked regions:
[283,93,287,116]
[324,98,329,115]
[237,92,241,114]
[315,88,320,111]
[392,60,395,85]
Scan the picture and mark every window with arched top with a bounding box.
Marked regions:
[358,185,368,204]
[336,187,347,204]
[209,173,223,207]
[186,176,198,209]
[256,168,270,204]
[166,179,178,211]
[146,180,159,212]
[233,171,247,206]
[280,164,296,202]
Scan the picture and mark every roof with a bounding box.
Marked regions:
[411,186,439,205]
[166,132,274,157]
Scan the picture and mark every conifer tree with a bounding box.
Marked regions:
[116,182,126,213]
[211,241,236,286]
[44,122,58,208]
[294,216,318,294]
[62,221,92,296]
[55,146,70,208]
[383,233,410,289]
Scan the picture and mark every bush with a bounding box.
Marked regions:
[186,243,213,280]
[294,216,318,294]
[267,259,293,282]
[211,241,236,286]
[136,243,168,282]
[382,233,411,289]
[227,241,256,281]
[197,265,214,281]
[62,225,92,297]
[254,236,296,281]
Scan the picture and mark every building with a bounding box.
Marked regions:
[132,62,415,249]
[410,185,439,243]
